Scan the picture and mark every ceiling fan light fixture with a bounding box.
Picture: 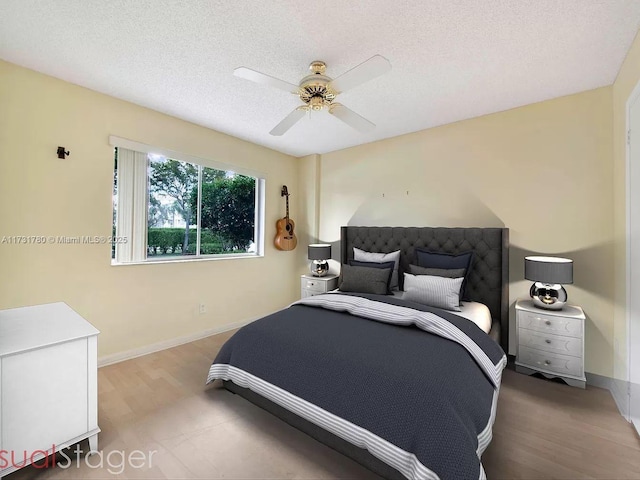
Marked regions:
[309,96,324,111]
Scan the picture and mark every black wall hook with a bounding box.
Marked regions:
[57,146,70,159]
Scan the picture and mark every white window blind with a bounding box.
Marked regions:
[115,148,147,263]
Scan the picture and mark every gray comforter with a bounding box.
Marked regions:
[207,292,506,480]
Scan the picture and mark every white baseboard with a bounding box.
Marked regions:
[550,372,631,422]
[97,316,263,368]
[585,372,612,390]
[585,372,630,422]
[611,378,631,422]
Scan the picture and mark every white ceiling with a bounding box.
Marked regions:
[1,1,640,157]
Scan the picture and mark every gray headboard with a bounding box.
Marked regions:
[341,226,509,352]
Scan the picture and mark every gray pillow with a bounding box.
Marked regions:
[353,247,401,290]
[349,260,395,294]
[402,273,463,311]
[408,264,466,279]
[339,264,392,295]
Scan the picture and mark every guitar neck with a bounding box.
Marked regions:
[285,195,290,220]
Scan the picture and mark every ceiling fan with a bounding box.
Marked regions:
[234,55,391,136]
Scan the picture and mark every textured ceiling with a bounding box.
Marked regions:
[1,0,639,157]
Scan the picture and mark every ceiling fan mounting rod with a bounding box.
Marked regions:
[309,61,326,75]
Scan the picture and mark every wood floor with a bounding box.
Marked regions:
[7,330,640,479]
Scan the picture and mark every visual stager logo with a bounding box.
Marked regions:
[0,445,57,470]
[0,445,157,475]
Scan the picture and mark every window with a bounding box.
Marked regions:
[111,137,265,264]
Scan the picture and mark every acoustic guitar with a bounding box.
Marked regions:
[274,185,297,251]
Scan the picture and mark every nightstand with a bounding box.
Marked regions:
[301,274,339,298]
[515,299,586,388]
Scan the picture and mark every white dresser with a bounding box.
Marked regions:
[0,302,100,477]
[300,274,339,298]
[515,299,586,388]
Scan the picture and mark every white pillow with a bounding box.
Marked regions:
[354,247,401,290]
[402,273,463,311]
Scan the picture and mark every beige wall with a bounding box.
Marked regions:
[296,154,321,274]
[613,30,640,382]
[0,60,299,359]
[314,88,614,376]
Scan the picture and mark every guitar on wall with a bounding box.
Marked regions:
[274,185,297,251]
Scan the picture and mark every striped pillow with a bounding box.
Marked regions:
[414,249,474,300]
[402,273,463,311]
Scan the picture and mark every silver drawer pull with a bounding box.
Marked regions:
[544,360,551,366]
[545,339,551,344]
[545,320,551,326]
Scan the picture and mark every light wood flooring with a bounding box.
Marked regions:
[7,330,640,479]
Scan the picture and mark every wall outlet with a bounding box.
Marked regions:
[199,303,206,314]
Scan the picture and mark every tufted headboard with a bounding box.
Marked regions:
[341,226,509,352]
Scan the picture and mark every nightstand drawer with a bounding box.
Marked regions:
[518,310,582,338]
[301,277,326,293]
[518,328,582,357]
[517,346,583,378]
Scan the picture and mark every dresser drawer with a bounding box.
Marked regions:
[517,346,584,378]
[301,277,326,293]
[518,328,582,357]
[518,310,582,338]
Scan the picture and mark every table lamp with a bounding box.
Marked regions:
[524,256,573,310]
[308,244,331,277]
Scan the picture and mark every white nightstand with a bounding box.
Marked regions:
[515,299,586,388]
[301,274,339,298]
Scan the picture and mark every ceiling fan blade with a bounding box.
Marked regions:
[329,55,391,93]
[329,103,375,133]
[269,107,307,136]
[233,67,299,93]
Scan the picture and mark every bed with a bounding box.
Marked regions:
[207,226,509,480]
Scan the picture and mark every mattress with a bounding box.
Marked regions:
[391,291,492,334]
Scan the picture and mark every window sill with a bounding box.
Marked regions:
[111,253,263,266]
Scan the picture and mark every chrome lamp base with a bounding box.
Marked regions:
[530,282,567,310]
[310,260,329,277]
